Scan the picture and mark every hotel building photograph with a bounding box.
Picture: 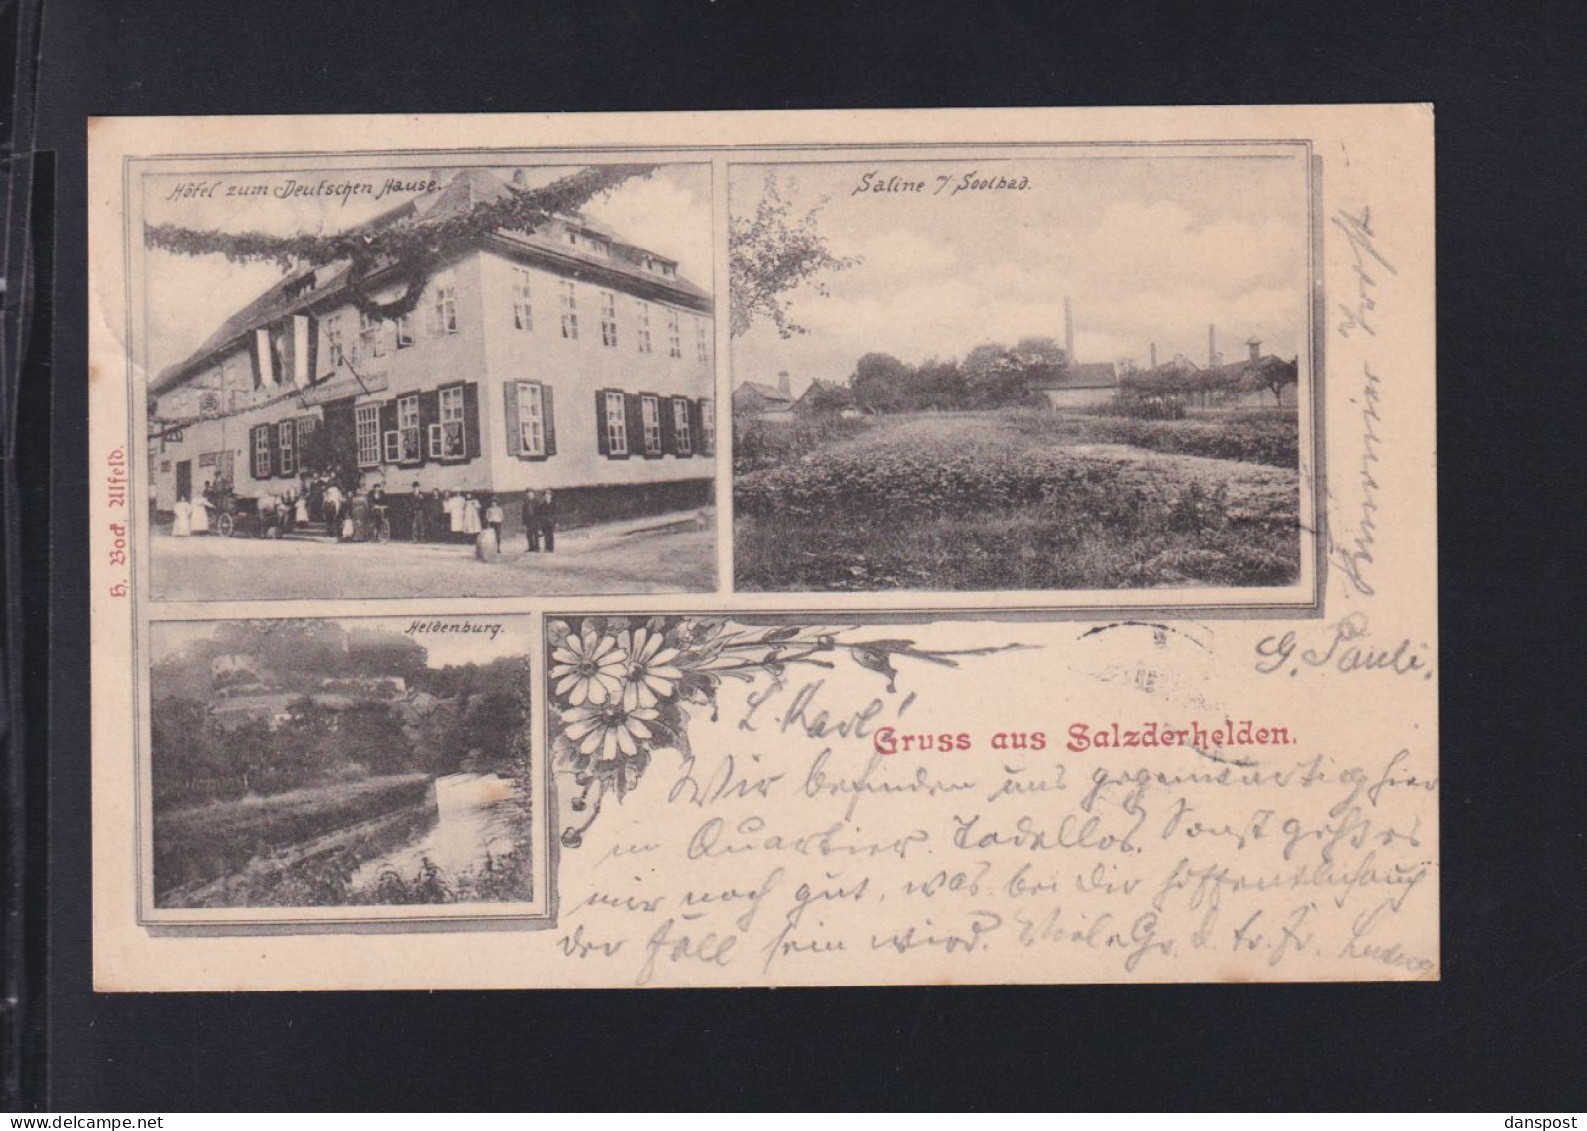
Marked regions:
[143,163,717,601]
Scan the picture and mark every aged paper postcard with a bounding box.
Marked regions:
[88,106,1436,989]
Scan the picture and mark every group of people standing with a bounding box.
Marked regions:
[168,492,210,536]
[520,489,558,552]
[169,475,560,553]
[407,485,557,552]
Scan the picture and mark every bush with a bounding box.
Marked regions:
[1077,416,1299,468]
[732,413,870,474]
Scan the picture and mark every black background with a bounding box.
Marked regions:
[25,0,1587,1111]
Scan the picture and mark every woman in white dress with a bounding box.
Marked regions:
[171,496,192,537]
[462,493,483,535]
[295,492,310,526]
[189,491,210,535]
[446,491,465,534]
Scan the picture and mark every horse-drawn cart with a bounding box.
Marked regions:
[207,490,274,539]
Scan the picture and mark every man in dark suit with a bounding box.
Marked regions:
[521,488,541,552]
[539,489,558,553]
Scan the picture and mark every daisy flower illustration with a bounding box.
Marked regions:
[561,701,661,762]
[549,630,626,706]
[617,627,684,710]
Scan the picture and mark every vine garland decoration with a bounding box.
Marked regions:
[144,163,658,323]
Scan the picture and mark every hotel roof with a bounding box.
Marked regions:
[153,167,710,394]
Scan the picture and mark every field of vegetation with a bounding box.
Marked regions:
[734,407,1301,592]
[153,774,434,903]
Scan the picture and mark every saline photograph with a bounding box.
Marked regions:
[146,616,536,914]
[729,151,1312,596]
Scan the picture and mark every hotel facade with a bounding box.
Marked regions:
[148,168,716,537]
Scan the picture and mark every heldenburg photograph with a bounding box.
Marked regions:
[147,615,536,913]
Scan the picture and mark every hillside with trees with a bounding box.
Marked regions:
[150,620,528,808]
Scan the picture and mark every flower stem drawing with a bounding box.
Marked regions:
[546,616,1032,847]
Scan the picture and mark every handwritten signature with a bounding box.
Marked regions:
[1254,612,1432,679]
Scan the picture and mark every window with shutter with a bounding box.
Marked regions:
[419,391,439,463]
[672,397,694,456]
[251,425,270,479]
[602,390,628,457]
[640,395,663,457]
[543,385,557,456]
[438,385,467,459]
[355,404,381,467]
[514,381,547,457]
[397,395,421,462]
[700,398,716,455]
[625,393,645,460]
[277,420,297,476]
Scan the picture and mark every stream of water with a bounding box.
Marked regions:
[350,772,518,887]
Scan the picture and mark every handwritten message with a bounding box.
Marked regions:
[551,670,1439,987]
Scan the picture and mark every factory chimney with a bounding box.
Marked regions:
[777,370,791,397]
[1064,296,1075,366]
[1149,342,1158,370]
[1208,323,1218,369]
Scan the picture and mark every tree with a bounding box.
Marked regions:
[850,352,914,413]
[450,691,526,773]
[334,702,417,775]
[729,173,858,338]
[344,628,429,685]
[1009,336,1067,370]
[961,343,1028,409]
[910,357,967,410]
[1244,357,1300,406]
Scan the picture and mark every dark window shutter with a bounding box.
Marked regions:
[379,399,398,462]
[543,385,557,456]
[595,389,609,456]
[462,383,481,461]
[697,397,714,455]
[419,390,439,464]
[624,392,644,457]
[689,397,706,456]
[504,382,523,457]
[248,343,263,390]
[658,394,675,454]
[266,419,282,477]
[304,314,320,383]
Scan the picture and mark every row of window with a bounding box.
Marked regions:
[512,268,708,360]
[242,381,713,481]
[595,388,715,460]
[354,385,474,469]
[251,416,320,480]
[206,273,708,402]
[561,227,679,279]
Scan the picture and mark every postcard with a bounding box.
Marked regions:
[88,105,1436,988]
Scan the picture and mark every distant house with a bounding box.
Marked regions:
[793,378,857,416]
[1204,339,1300,407]
[733,371,796,419]
[1027,361,1119,408]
